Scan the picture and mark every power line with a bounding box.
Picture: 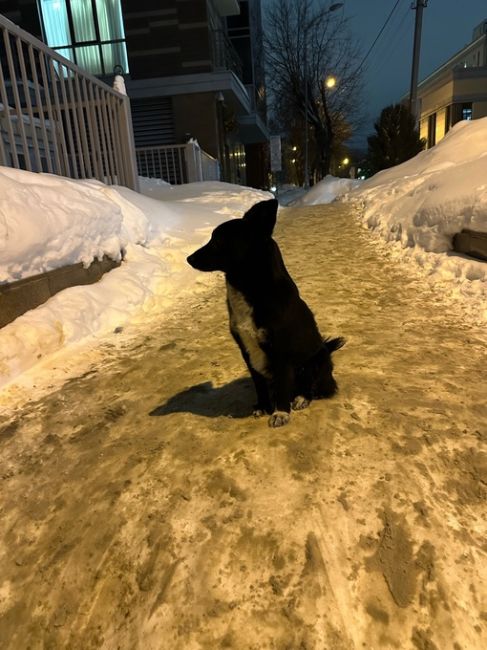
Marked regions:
[354,0,403,74]
[365,5,411,77]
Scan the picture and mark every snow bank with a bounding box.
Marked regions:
[292,175,362,206]
[343,118,487,319]
[0,168,148,283]
[347,119,487,251]
[0,171,271,388]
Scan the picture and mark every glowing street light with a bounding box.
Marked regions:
[325,76,337,89]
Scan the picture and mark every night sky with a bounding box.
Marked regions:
[262,0,487,148]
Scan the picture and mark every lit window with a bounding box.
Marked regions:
[96,0,125,41]
[76,45,102,72]
[462,103,473,121]
[38,0,128,75]
[39,0,71,46]
[71,0,96,42]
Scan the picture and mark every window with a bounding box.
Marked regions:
[461,103,473,121]
[427,113,436,148]
[37,0,128,75]
[445,105,451,134]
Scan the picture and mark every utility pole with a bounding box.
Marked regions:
[409,0,428,119]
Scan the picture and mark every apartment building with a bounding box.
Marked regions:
[416,18,487,148]
[0,0,269,187]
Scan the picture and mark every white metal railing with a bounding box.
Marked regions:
[200,149,220,181]
[0,14,138,190]
[136,141,220,184]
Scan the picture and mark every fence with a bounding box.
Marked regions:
[0,14,138,191]
[211,29,243,80]
[136,141,220,184]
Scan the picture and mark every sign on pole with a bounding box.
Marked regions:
[270,135,282,172]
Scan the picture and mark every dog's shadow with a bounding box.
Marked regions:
[149,377,254,419]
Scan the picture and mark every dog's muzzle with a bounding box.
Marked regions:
[186,245,220,272]
[186,253,197,268]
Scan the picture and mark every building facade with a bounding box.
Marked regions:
[0,0,269,187]
[416,18,487,148]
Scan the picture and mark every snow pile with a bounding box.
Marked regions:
[0,168,149,283]
[276,184,305,206]
[347,119,487,251]
[293,175,362,206]
[0,172,271,388]
[343,118,487,315]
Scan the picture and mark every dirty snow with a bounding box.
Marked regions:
[0,172,270,388]
[0,119,486,648]
[297,118,487,322]
[0,203,485,649]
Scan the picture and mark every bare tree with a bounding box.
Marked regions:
[264,0,363,182]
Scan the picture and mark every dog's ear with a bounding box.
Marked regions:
[242,199,278,237]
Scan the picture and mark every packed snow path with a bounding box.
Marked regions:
[1,204,486,650]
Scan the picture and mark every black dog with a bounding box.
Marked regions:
[187,198,344,427]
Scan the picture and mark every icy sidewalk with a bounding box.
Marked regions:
[0,204,486,649]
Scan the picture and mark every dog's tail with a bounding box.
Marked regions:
[323,336,345,354]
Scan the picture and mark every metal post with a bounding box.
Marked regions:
[108,94,125,185]
[116,94,139,191]
[184,141,198,182]
[85,78,103,181]
[99,88,116,183]
[409,0,428,119]
[3,31,31,170]
[16,37,43,172]
[56,59,78,177]
[216,92,226,182]
[49,58,71,176]
[0,32,19,168]
[38,51,62,175]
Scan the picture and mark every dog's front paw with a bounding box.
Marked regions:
[252,402,273,418]
[292,395,310,411]
[253,402,272,417]
[268,411,290,428]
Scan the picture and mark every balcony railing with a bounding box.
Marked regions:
[136,141,220,184]
[211,29,243,79]
[0,14,138,190]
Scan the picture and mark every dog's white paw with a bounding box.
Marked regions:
[292,395,310,411]
[268,411,290,428]
[253,408,266,418]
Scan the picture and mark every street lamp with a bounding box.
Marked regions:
[303,2,343,188]
[325,75,337,89]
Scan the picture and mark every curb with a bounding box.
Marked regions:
[0,255,121,329]
[452,229,487,262]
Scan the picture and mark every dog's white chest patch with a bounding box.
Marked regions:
[226,283,269,377]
